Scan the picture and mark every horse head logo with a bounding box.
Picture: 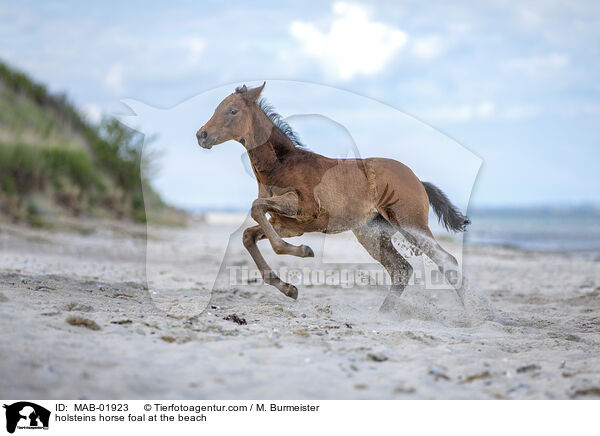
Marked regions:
[3,402,50,434]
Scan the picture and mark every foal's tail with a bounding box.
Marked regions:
[421,182,471,232]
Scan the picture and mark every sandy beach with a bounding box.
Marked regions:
[1,218,599,399]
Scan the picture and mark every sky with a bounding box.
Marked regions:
[1,0,599,210]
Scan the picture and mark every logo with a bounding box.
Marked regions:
[3,402,50,434]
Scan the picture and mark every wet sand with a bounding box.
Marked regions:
[1,218,599,399]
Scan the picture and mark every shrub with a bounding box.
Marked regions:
[0,60,164,222]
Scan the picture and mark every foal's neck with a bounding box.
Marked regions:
[244,108,299,178]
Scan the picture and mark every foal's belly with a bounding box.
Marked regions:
[268,158,379,234]
[312,159,376,232]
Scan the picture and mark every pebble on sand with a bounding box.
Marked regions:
[223,314,247,325]
[367,352,389,362]
[516,364,541,374]
[66,316,101,331]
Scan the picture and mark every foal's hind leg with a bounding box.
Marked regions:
[397,226,492,320]
[399,227,461,287]
[378,203,463,297]
[353,215,413,298]
[242,225,298,299]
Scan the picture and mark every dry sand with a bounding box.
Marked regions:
[1,218,599,399]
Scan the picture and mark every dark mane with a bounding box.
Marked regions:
[235,85,306,149]
[257,98,306,149]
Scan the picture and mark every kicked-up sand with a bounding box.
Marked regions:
[1,217,599,399]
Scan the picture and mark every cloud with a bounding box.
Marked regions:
[411,35,444,60]
[504,54,568,77]
[502,104,540,120]
[514,5,543,27]
[420,101,496,122]
[289,2,407,80]
[179,36,206,65]
[104,63,125,94]
[477,101,495,118]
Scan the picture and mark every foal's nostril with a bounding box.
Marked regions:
[200,130,207,140]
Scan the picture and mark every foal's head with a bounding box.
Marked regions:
[196,83,265,149]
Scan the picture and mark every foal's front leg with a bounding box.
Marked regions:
[242,225,298,299]
[250,192,314,258]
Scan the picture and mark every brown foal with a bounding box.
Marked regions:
[197,83,470,305]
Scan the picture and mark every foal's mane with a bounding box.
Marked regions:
[235,86,306,149]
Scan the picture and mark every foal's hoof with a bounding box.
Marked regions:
[283,283,298,300]
[300,245,314,258]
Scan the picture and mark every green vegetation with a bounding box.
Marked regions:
[0,60,182,226]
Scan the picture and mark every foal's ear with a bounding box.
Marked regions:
[244,82,266,102]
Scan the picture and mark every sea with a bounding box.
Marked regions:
[464,208,600,259]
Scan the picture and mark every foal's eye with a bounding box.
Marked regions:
[230,109,238,115]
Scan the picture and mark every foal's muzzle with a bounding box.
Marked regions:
[196,129,217,149]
